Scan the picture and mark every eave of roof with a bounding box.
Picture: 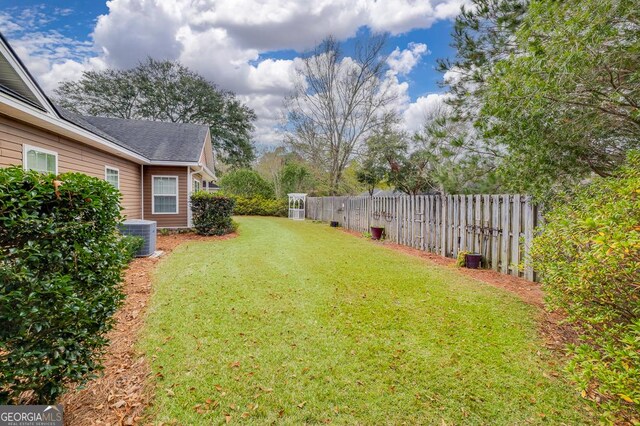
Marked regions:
[0,32,57,115]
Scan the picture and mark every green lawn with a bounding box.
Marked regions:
[141,217,590,424]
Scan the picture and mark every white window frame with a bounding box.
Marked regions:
[193,178,201,192]
[23,144,58,174]
[105,166,120,189]
[152,175,179,215]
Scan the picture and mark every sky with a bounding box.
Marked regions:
[0,0,461,148]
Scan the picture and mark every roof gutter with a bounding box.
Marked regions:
[192,165,216,182]
[148,160,200,166]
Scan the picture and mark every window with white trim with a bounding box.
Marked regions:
[105,166,120,189]
[24,145,57,174]
[193,179,201,192]
[152,176,178,214]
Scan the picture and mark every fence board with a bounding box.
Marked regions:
[491,195,500,271]
[510,194,521,276]
[500,195,511,274]
[523,196,535,281]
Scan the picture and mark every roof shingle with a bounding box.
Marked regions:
[80,115,209,162]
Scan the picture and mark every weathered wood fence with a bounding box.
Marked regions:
[306,195,541,281]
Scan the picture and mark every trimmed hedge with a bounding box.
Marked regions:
[190,191,236,235]
[0,167,132,404]
[232,195,287,217]
[532,152,640,422]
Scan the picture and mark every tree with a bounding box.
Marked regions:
[284,35,397,194]
[367,123,436,196]
[218,169,274,198]
[421,0,526,194]
[55,58,257,168]
[255,147,287,198]
[356,136,388,196]
[281,162,314,196]
[355,159,385,197]
[255,148,315,198]
[480,0,640,196]
[437,0,528,122]
[414,104,501,194]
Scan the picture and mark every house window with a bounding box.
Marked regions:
[193,179,201,192]
[152,176,179,214]
[105,166,120,189]
[23,145,57,174]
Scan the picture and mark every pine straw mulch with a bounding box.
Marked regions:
[61,232,237,426]
[339,228,578,353]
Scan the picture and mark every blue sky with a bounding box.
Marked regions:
[0,0,459,144]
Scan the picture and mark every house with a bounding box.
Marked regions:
[0,32,216,228]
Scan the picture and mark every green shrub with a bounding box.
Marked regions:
[232,195,287,217]
[532,152,640,422]
[456,251,470,267]
[121,235,145,258]
[0,167,131,404]
[218,169,274,198]
[190,191,235,235]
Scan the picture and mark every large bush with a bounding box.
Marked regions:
[218,168,274,198]
[232,195,287,217]
[532,152,640,421]
[0,167,132,404]
[190,191,235,235]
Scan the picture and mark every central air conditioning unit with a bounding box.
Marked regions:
[119,219,157,257]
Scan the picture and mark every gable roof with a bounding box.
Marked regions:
[81,115,209,162]
[0,32,56,114]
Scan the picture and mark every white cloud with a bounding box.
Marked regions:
[368,0,464,34]
[93,0,186,68]
[0,0,464,146]
[387,42,428,76]
[402,93,450,133]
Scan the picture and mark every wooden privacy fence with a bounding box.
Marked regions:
[305,195,541,281]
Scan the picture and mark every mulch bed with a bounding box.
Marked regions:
[61,232,236,426]
[339,228,578,353]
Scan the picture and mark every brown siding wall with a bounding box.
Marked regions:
[0,114,142,219]
[142,165,189,228]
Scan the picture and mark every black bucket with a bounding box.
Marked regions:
[465,253,483,269]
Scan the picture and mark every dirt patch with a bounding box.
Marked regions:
[340,228,577,352]
[61,232,236,426]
